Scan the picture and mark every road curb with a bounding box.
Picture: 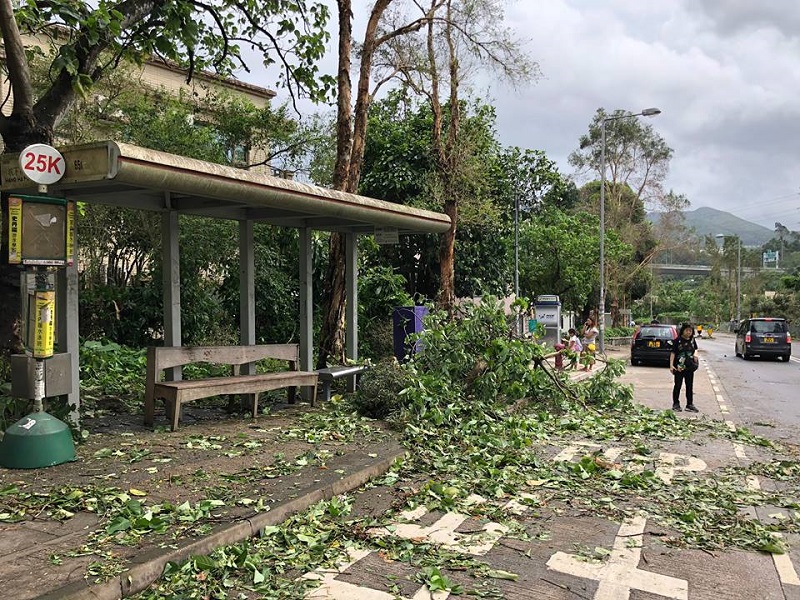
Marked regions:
[35,449,406,600]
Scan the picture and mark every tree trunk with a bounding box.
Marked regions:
[438,198,457,311]
[316,0,393,368]
[317,234,347,368]
[434,0,459,313]
[317,0,354,368]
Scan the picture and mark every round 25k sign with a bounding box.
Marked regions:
[19,144,65,185]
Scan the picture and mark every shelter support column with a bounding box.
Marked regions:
[345,233,358,392]
[161,201,181,382]
[56,257,80,426]
[239,220,257,411]
[239,220,256,371]
[299,227,313,399]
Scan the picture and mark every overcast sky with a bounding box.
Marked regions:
[248,0,800,230]
[494,0,800,230]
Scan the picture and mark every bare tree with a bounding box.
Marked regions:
[374,0,538,312]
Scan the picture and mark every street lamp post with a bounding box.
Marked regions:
[599,107,661,354]
[514,193,521,336]
[716,234,742,322]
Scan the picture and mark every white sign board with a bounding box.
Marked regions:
[374,227,399,245]
[19,144,65,185]
[535,308,559,325]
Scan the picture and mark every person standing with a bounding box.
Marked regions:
[581,318,599,370]
[670,324,699,412]
[567,328,582,370]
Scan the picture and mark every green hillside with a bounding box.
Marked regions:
[649,207,774,246]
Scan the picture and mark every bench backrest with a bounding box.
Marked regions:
[147,344,299,376]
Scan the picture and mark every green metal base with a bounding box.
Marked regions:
[0,411,76,469]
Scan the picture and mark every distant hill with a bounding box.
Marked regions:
[648,207,774,247]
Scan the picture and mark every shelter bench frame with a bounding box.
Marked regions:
[144,344,317,431]
[315,365,370,402]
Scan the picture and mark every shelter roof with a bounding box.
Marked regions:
[0,141,451,235]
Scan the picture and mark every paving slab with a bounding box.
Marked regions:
[0,406,404,600]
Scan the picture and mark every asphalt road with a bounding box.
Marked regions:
[697,331,800,443]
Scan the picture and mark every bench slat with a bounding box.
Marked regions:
[155,372,317,402]
[150,344,299,371]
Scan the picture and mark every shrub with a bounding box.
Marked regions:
[80,340,148,399]
[353,359,409,419]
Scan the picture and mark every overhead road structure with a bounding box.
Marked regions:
[650,264,769,277]
[1,141,451,421]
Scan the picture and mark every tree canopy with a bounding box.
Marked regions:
[0,0,333,151]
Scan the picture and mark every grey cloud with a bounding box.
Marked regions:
[690,0,800,39]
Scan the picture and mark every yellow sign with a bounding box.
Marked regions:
[8,196,22,264]
[66,201,75,266]
[32,291,55,359]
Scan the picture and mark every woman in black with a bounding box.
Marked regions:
[669,323,699,412]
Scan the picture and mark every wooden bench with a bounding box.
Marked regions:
[144,344,318,431]
[315,364,370,402]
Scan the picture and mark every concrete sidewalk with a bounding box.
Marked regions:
[0,404,404,600]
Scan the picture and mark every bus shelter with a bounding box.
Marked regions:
[0,141,451,423]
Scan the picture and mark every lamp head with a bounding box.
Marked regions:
[641,108,661,117]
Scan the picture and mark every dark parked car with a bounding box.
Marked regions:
[735,317,792,361]
[631,324,678,366]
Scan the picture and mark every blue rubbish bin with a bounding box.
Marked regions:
[392,306,429,362]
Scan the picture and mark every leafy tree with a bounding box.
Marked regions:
[491,146,575,222]
[517,208,631,315]
[361,92,540,302]
[569,108,672,210]
[0,0,333,356]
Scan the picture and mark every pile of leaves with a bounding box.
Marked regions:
[129,297,800,597]
[13,297,800,597]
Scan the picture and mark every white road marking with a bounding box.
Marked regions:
[303,548,449,599]
[652,452,708,484]
[546,516,688,600]
[716,394,725,404]
[725,420,738,432]
[503,493,540,515]
[771,533,800,586]
[367,501,507,556]
[741,456,800,587]
[553,442,624,464]
[712,385,720,393]
[733,443,747,460]
[555,443,707,484]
